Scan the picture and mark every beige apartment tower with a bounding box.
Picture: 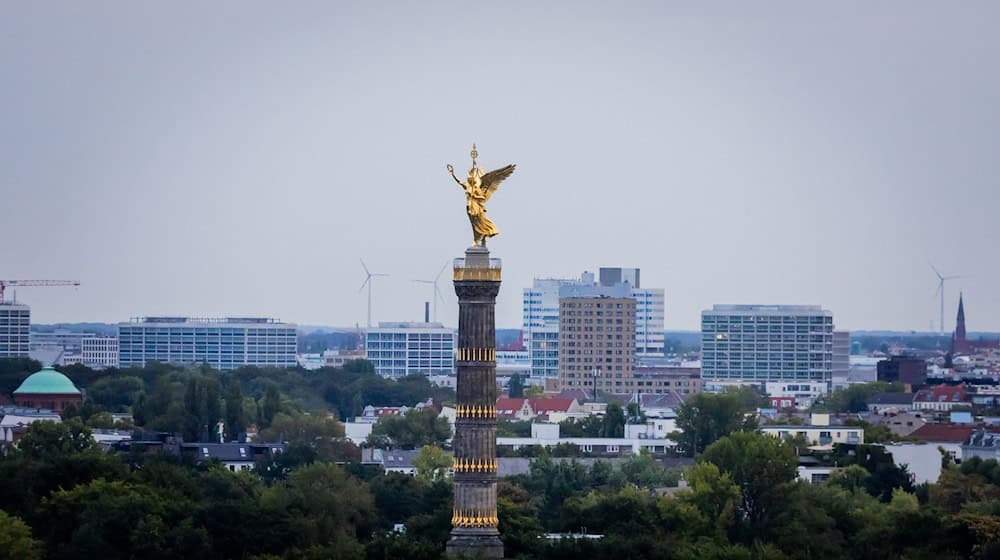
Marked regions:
[558,296,636,394]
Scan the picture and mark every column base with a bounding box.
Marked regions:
[446,527,504,559]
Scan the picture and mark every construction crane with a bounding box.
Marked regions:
[0,280,81,304]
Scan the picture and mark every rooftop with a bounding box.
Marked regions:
[124,317,291,326]
[12,367,81,396]
[705,305,831,316]
[910,423,974,443]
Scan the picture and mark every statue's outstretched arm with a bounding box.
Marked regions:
[446,164,464,188]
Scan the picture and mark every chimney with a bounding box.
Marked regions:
[425,301,430,323]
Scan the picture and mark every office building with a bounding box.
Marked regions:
[364,322,455,378]
[0,303,30,358]
[877,355,927,387]
[30,329,90,354]
[557,296,636,393]
[118,317,297,370]
[523,278,575,378]
[522,268,664,378]
[81,336,119,369]
[701,305,835,389]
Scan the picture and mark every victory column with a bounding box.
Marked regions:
[445,145,515,558]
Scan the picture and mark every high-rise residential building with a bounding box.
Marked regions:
[701,305,835,390]
[81,336,119,369]
[832,331,850,388]
[364,322,455,378]
[558,296,636,393]
[522,268,664,378]
[118,317,297,370]
[0,303,30,358]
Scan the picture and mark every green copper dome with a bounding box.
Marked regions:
[13,367,81,395]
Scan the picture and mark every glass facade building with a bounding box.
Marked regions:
[0,304,30,358]
[364,322,456,378]
[701,305,834,387]
[118,317,297,370]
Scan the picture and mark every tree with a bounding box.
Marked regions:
[815,382,902,413]
[626,402,646,424]
[699,432,799,539]
[560,416,603,437]
[509,374,525,398]
[602,403,626,438]
[678,462,741,541]
[258,412,356,462]
[413,445,452,482]
[260,385,281,429]
[261,463,374,555]
[224,382,246,441]
[0,510,43,560]
[369,408,451,449]
[670,392,759,456]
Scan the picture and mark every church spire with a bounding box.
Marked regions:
[955,292,967,343]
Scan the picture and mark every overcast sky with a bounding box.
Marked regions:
[2,2,998,332]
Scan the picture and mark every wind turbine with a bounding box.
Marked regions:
[930,263,961,335]
[413,261,449,323]
[359,259,388,329]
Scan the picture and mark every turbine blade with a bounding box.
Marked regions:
[360,259,371,276]
[358,277,370,293]
[435,260,449,282]
[929,263,943,280]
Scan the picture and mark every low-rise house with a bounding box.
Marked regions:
[0,411,61,443]
[913,385,971,412]
[870,411,927,437]
[496,397,534,421]
[962,429,1000,461]
[908,423,973,461]
[495,397,583,422]
[760,413,863,447]
[181,442,285,473]
[867,393,915,414]
[638,393,685,418]
[362,448,436,476]
[497,421,675,456]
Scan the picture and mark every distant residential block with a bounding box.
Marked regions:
[558,296,636,393]
[118,317,297,370]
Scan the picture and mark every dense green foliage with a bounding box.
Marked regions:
[812,382,905,413]
[5,359,1000,558]
[670,388,760,455]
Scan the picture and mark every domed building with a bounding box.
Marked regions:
[12,366,82,412]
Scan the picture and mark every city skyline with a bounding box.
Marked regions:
[3,3,999,331]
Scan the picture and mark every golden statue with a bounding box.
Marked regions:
[447,144,515,247]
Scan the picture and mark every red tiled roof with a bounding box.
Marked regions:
[495,398,529,419]
[527,397,575,413]
[913,384,969,403]
[910,423,974,443]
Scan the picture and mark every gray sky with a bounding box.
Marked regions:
[2,2,998,332]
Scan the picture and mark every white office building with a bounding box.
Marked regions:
[82,336,119,369]
[701,305,835,390]
[364,322,455,378]
[0,304,30,358]
[118,317,297,370]
[522,268,665,378]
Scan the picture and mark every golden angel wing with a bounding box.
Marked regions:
[480,164,515,201]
